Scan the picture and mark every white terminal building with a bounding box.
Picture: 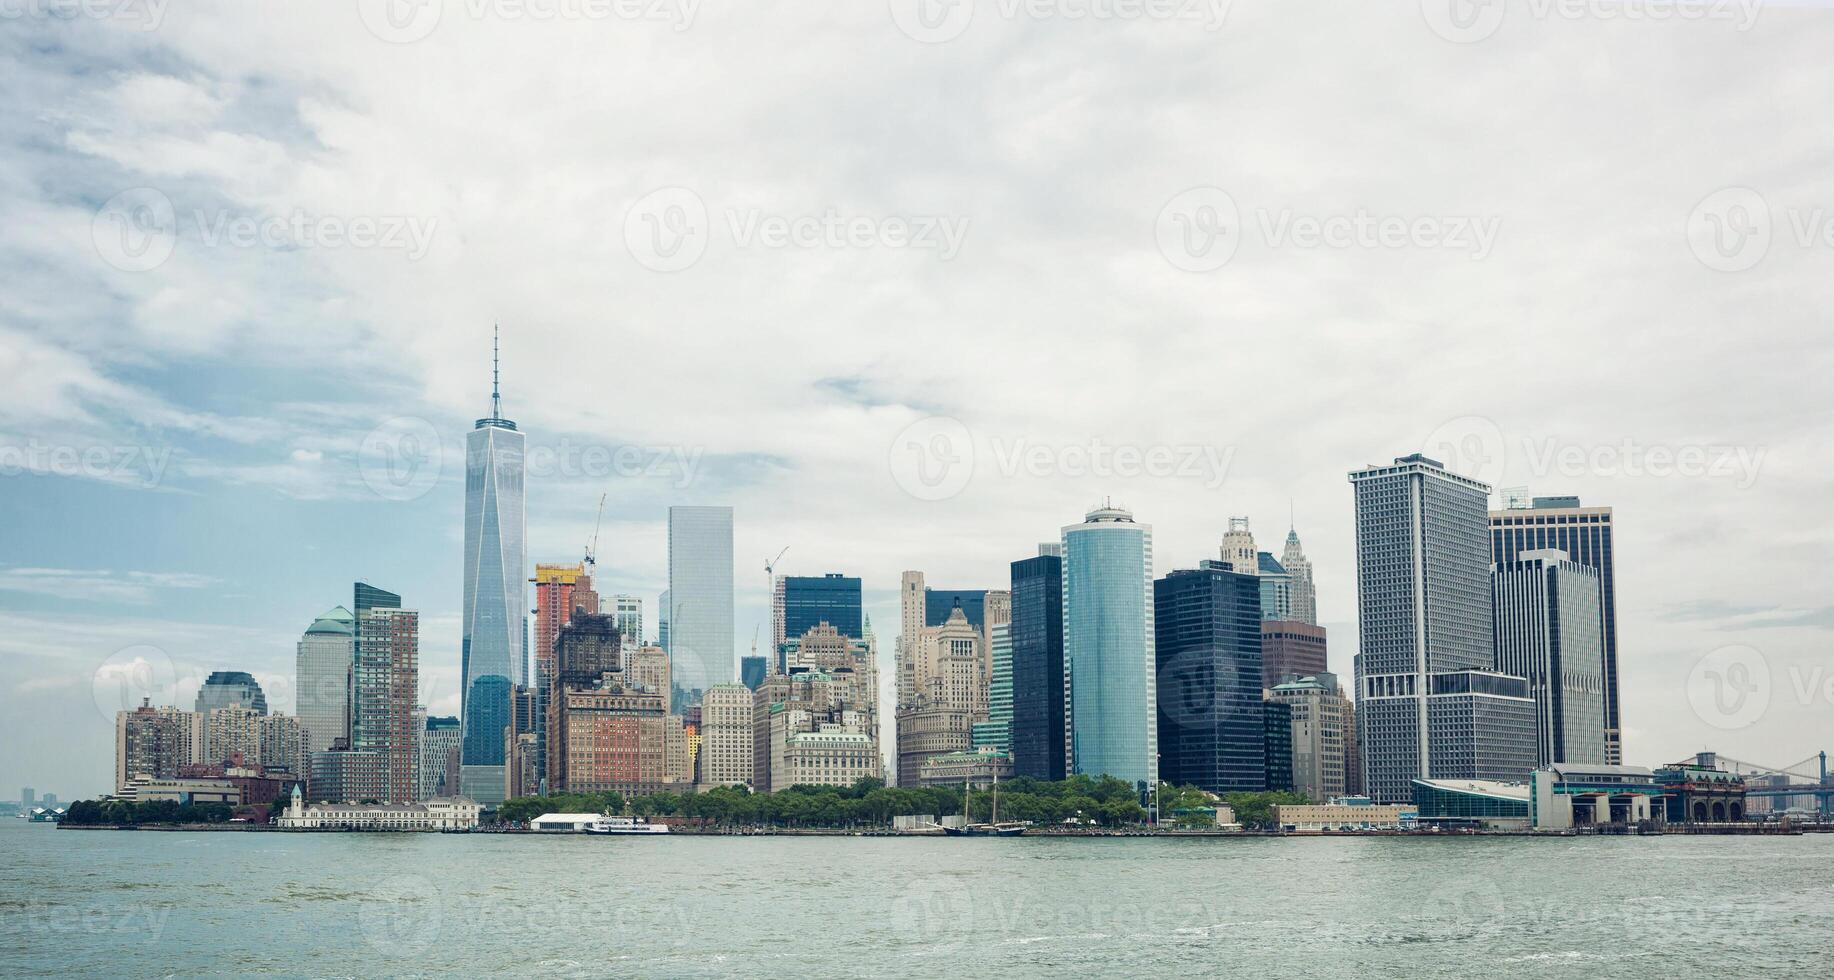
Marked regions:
[276,785,480,831]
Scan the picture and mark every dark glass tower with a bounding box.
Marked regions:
[1009,550,1064,781]
[781,574,863,643]
[462,329,526,805]
[1154,561,1265,794]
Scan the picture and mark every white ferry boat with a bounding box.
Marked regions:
[584,815,670,835]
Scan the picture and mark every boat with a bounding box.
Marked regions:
[941,771,1027,837]
[584,815,670,835]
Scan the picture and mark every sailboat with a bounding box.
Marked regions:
[942,770,1027,836]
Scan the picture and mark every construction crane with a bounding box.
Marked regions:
[763,546,788,664]
[583,493,606,572]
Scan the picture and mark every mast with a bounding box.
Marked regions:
[491,323,502,421]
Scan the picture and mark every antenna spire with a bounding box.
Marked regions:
[491,324,502,420]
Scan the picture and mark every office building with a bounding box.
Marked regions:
[697,684,754,789]
[667,505,735,709]
[971,622,1013,753]
[203,707,304,776]
[1492,549,1607,766]
[1062,503,1157,790]
[610,595,644,657]
[1257,552,1292,621]
[296,607,355,761]
[657,588,670,651]
[1263,700,1293,792]
[626,645,672,698]
[1009,546,1066,781]
[415,715,461,800]
[1155,561,1265,794]
[779,574,863,660]
[918,749,1014,789]
[1220,516,1257,575]
[740,655,767,691]
[462,332,528,805]
[1424,670,1539,784]
[194,671,268,716]
[1260,621,1328,690]
[1271,801,1414,832]
[551,677,684,796]
[1491,497,1623,764]
[532,563,599,742]
[777,725,880,789]
[1349,454,1510,803]
[754,664,879,793]
[1281,526,1318,626]
[1267,673,1352,802]
[895,607,983,786]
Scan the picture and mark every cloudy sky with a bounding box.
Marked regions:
[3,1,1830,799]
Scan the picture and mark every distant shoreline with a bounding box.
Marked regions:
[55,823,1825,838]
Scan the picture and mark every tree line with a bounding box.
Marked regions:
[62,798,236,826]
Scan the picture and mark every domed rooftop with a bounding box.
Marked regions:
[305,605,356,636]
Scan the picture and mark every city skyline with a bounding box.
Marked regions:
[5,10,1829,801]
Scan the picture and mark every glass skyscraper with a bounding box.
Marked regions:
[1061,504,1156,792]
[780,573,863,646]
[1492,549,1607,767]
[296,606,355,758]
[667,505,734,709]
[1489,497,1621,764]
[1009,547,1065,780]
[1155,561,1266,794]
[461,337,526,805]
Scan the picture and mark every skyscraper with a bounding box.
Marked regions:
[531,563,598,784]
[610,594,644,657]
[296,607,355,760]
[1260,621,1328,689]
[1492,549,1607,766]
[779,574,863,658]
[1281,527,1318,626]
[1155,561,1265,794]
[462,331,527,805]
[1256,552,1293,621]
[1348,453,1510,803]
[1267,672,1353,802]
[416,715,461,800]
[194,671,268,715]
[1009,546,1065,781]
[353,604,419,803]
[1490,497,1622,764]
[666,505,734,709]
[1220,516,1257,574]
[1062,503,1157,791]
[971,621,1013,753]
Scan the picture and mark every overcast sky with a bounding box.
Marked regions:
[3,1,1831,799]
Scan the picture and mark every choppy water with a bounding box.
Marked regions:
[1,820,1827,977]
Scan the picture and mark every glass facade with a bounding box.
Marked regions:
[1062,506,1156,791]
[1492,552,1607,766]
[1154,564,1266,794]
[296,607,355,758]
[1412,778,1530,825]
[1009,552,1065,781]
[972,622,1014,753]
[462,413,526,803]
[667,505,734,709]
[781,574,863,644]
[1490,501,1621,764]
